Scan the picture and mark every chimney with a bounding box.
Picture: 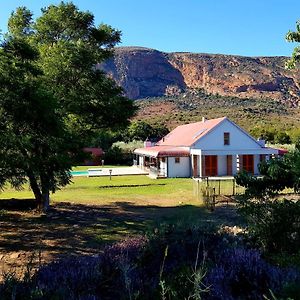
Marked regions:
[202,117,206,123]
[144,138,152,148]
[257,137,265,147]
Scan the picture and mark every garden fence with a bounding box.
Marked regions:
[193,178,245,210]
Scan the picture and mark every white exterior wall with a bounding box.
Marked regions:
[167,157,190,178]
[232,155,238,175]
[254,155,260,175]
[218,155,227,176]
[193,119,262,151]
[139,156,144,168]
[159,159,167,176]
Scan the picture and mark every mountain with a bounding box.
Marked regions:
[101,47,300,107]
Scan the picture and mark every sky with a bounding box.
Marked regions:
[0,0,299,57]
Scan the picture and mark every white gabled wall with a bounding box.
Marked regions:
[167,157,190,178]
[193,119,261,151]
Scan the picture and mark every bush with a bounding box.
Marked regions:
[104,145,133,165]
[1,227,299,300]
[237,199,300,254]
[205,248,299,300]
[136,224,227,299]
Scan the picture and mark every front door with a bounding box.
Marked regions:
[204,155,218,176]
[193,155,198,177]
[242,155,254,174]
[227,155,232,176]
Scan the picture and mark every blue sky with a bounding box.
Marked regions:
[0,0,299,57]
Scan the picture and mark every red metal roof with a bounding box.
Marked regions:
[276,148,288,155]
[157,117,226,147]
[83,147,104,156]
[134,146,190,157]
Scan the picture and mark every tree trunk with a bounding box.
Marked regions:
[27,172,43,210]
[27,170,51,212]
[41,190,50,211]
[41,174,51,212]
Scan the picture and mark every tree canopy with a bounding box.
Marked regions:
[0,2,136,210]
[125,120,169,142]
[286,20,300,69]
[235,151,300,200]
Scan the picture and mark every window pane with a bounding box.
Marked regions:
[224,132,230,145]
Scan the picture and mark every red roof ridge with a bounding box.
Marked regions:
[175,116,227,128]
[157,117,227,147]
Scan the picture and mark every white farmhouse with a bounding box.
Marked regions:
[134,117,279,178]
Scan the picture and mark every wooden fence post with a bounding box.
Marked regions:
[232,178,235,196]
[212,187,216,211]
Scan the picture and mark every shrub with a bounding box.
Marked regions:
[1,227,299,299]
[101,236,148,299]
[237,199,300,254]
[104,145,133,165]
[136,224,226,299]
[205,248,299,300]
[33,256,102,299]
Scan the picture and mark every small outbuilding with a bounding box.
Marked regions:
[83,147,104,166]
[134,117,279,178]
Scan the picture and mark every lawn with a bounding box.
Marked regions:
[0,173,242,280]
[0,175,196,206]
[72,165,128,171]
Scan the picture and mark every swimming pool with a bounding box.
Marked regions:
[71,171,89,176]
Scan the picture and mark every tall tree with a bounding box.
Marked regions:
[0,2,136,210]
[0,38,73,210]
[286,20,300,69]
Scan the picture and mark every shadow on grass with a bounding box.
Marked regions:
[0,199,37,211]
[0,198,244,265]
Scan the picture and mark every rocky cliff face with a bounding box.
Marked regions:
[101,47,300,107]
[101,47,186,100]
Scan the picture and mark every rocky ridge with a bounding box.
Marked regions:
[101,47,300,107]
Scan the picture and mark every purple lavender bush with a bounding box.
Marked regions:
[0,229,299,300]
[136,225,227,299]
[34,256,102,299]
[100,236,148,299]
[205,247,300,300]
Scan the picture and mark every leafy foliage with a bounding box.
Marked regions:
[0,38,73,209]
[104,145,133,165]
[236,152,300,200]
[286,20,300,69]
[235,151,300,255]
[0,2,136,209]
[125,120,169,142]
[238,199,300,254]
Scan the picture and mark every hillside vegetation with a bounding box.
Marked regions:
[134,89,300,138]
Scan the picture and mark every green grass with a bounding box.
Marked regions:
[0,173,244,275]
[0,175,196,206]
[72,165,129,171]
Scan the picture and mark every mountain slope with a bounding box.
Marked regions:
[101,47,300,107]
